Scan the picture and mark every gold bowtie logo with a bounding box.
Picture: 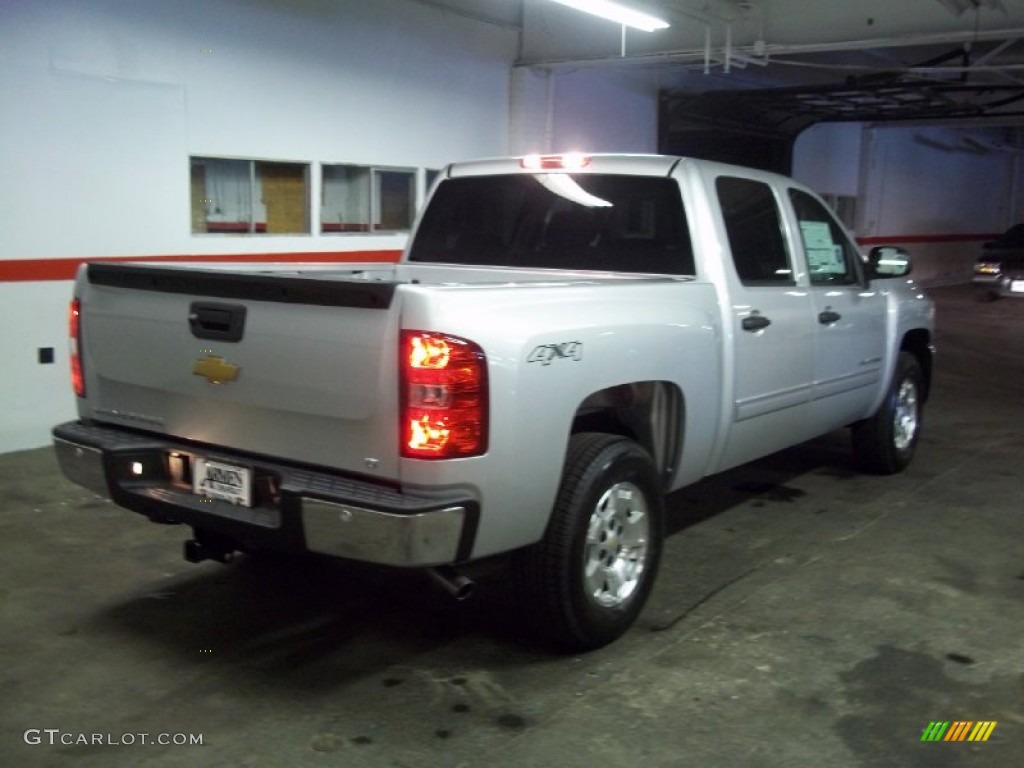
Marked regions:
[193,355,240,385]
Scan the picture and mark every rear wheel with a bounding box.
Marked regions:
[515,433,664,652]
[851,351,923,474]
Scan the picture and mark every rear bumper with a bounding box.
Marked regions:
[53,421,477,567]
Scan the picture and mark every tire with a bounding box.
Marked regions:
[975,289,999,302]
[851,351,924,475]
[514,433,664,652]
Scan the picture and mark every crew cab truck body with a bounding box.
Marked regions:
[54,154,934,650]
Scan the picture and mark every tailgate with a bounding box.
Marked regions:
[77,263,402,478]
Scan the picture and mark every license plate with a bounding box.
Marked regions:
[193,458,252,507]
[1011,280,1024,293]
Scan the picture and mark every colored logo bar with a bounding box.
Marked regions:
[921,721,997,742]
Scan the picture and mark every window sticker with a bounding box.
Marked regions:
[800,220,845,274]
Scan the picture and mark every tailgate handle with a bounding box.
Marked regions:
[189,302,247,342]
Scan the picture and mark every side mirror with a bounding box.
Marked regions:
[867,245,912,279]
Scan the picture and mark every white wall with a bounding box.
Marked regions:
[861,125,1016,285]
[792,123,863,197]
[859,125,1014,236]
[0,284,82,454]
[794,122,1018,286]
[0,0,517,452]
[550,69,660,153]
[509,67,660,155]
[2,0,1017,454]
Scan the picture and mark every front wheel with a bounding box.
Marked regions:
[851,351,924,474]
[514,433,664,652]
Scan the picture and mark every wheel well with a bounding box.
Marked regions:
[570,381,683,489]
[900,329,933,402]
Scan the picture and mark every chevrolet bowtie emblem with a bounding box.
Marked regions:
[193,355,240,385]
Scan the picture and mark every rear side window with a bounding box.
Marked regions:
[409,174,695,275]
[715,176,792,285]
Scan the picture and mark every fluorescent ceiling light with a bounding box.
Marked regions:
[549,0,670,32]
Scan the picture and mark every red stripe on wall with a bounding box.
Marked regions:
[1,233,998,282]
[857,233,997,246]
[0,250,403,283]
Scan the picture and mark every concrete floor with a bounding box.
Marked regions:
[2,284,1022,768]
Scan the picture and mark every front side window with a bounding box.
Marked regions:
[715,176,792,285]
[788,188,862,285]
[409,174,694,275]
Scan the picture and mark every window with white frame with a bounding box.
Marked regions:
[322,164,416,233]
[321,164,372,232]
[190,157,309,234]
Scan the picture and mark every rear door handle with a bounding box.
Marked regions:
[741,314,771,332]
[818,310,842,325]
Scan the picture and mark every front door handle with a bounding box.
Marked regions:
[741,314,771,332]
[818,310,842,325]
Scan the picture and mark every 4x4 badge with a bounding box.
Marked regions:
[527,341,583,366]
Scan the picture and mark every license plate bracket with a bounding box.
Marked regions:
[193,457,253,507]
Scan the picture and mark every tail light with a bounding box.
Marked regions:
[69,298,85,397]
[401,331,488,459]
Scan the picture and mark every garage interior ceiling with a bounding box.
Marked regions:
[419,0,1024,132]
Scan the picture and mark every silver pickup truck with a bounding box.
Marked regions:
[54,154,934,650]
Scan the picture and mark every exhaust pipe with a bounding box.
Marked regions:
[426,566,475,601]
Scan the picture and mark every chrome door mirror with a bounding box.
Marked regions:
[867,246,912,279]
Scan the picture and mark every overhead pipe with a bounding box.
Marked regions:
[725,23,732,74]
[519,27,1024,71]
[704,24,711,74]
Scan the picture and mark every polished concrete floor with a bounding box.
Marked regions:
[2,284,1022,768]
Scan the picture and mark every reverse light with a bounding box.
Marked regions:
[401,331,488,459]
[69,298,85,397]
[520,153,591,172]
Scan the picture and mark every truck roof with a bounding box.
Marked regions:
[443,153,803,189]
[446,154,681,178]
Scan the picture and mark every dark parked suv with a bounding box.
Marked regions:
[974,224,1024,300]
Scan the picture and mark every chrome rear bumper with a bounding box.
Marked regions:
[53,421,476,567]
